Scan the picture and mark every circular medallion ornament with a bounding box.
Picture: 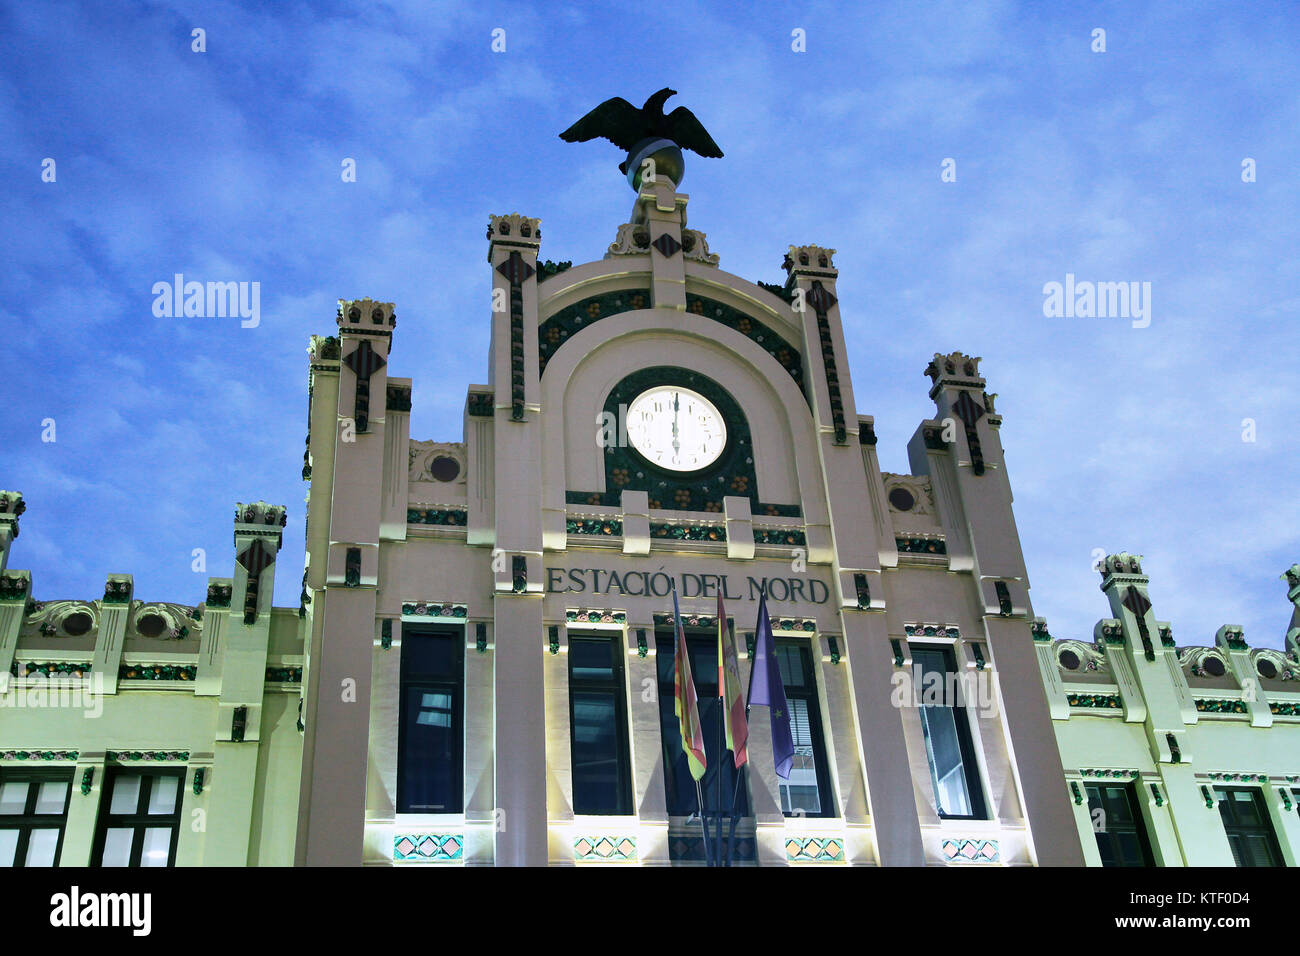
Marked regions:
[1202,656,1226,677]
[430,456,460,482]
[626,386,726,473]
[888,487,916,511]
[62,612,93,636]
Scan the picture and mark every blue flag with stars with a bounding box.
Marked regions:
[747,591,794,778]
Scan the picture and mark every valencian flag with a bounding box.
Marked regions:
[748,591,794,778]
[716,592,748,768]
[672,588,708,781]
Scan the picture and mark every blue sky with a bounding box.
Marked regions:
[2,0,1297,649]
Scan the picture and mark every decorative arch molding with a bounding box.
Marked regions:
[538,313,828,534]
[573,365,765,514]
[537,288,806,402]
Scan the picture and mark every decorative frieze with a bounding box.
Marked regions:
[107,751,191,762]
[566,517,622,536]
[574,836,637,862]
[407,507,468,527]
[1269,702,1300,716]
[653,612,718,629]
[119,663,197,682]
[1076,768,1142,779]
[904,624,960,638]
[566,609,626,625]
[1067,693,1122,709]
[896,535,946,555]
[650,522,726,542]
[11,661,92,678]
[402,602,468,620]
[265,666,303,683]
[785,837,844,862]
[1194,698,1248,714]
[1,750,78,761]
[754,527,806,546]
[941,838,999,863]
[1206,771,1270,783]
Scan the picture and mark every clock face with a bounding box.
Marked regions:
[626,386,727,472]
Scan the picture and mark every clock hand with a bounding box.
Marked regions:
[671,392,680,453]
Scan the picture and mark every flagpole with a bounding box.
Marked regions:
[715,687,724,866]
[694,778,713,867]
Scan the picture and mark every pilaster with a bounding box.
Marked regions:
[297,298,395,865]
[204,501,285,865]
[487,214,549,865]
[91,574,133,695]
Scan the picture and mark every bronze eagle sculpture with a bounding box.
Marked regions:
[559,88,723,176]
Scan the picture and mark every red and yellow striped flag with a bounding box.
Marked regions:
[717,592,748,768]
[673,589,707,780]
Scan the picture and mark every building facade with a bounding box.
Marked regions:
[2,175,1298,867]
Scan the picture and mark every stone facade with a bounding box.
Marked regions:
[2,178,1297,868]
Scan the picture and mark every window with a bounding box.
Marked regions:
[397,624,464,814]
[1215,787,1283,866]
[1086,782,1153,866]
[774,641,835,817]
[0,769,72,867]
[568,634,633,815]
[92,768,182,867]
[910,645,987,819]
[655,631,748,819]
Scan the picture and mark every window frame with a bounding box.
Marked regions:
[908,642,988,821]
[1085,781,1155,867]
[567,631,634,816]
[774,638,837,819]
[396,623,465,815]
[1215,786,1284,867]
[90,766,184,867]
[0,767,73,868]
[653,628,750,819]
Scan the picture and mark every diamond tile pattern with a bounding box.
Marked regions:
[940,838,1000,864]
[574,835,637,862]
[784,836,845,862]
[393,833,464,863]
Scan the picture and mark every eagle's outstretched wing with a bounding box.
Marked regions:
[665,106,724,158]
[559,97,645,151]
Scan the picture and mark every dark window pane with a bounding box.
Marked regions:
[572,693,622,813]
[401,629,458,677]
[1086,783,1153,867]
[1215,787,1281,866]
[400,685,458,811]
[569,638,616,681]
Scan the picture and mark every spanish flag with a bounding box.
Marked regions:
[673,588,708,781]
[717,592,748,768]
